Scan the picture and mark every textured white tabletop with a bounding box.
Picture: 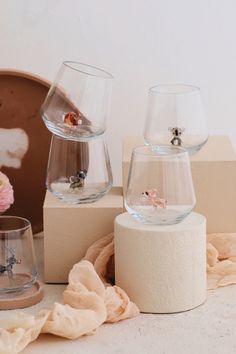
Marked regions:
[1,237,236,354]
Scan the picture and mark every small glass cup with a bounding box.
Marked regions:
[125,145,196,225]
[46,134,113,203]
[41,61,113,141]
[144,84,208,154]
[0,216,38,296]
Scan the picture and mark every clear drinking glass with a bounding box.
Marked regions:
[0,216,37,295]
[41,61,113,141]
[144,84,208,154]
[46,134,113,203]
[125,145,196,225]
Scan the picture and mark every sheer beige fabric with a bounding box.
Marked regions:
[0,235,139,354]
[207,233,236,289]
[1,232,236,354]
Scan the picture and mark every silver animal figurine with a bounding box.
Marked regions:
[69,169,87,189]
[0,247,21,276]
[169,127,185,146]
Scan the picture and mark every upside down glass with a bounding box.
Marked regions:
[125,146,196,225]
[41,61,113,141]
[46,134,113,203]
[144,84,208,154]
[0,216,37,296]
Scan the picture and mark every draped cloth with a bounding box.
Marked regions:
[1,232,236,354]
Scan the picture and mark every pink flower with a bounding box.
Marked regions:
[0,172,14,213]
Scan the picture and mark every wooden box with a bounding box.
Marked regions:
[43,187,123,283]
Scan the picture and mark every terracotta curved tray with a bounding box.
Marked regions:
[0,70,51,233]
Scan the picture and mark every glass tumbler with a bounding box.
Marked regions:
[125,146,196,225]
[41,61,113,141]
[144,84,208,154]
[46,134,113,203]
[0,216,37,296]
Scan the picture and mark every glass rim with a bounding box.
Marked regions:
[132,145,189,158]
[149,84,200,95]
[0,216,31,233]
[63,61,114,80]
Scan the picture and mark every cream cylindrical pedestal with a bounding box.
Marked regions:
[115,212,206,313]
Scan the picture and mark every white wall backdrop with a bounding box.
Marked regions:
[1,0,236,184]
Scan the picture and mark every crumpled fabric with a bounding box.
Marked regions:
[84,232,236,291]
[0,311,50,354]
[84,234,139,323]
[1,231,236,354]
[0,234,139,354]
[207,233,236,289]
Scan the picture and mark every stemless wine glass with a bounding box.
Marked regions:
[46,134,113,203]
[125,145,196,225]
[144,84,208,154]
[41,61,113,141]
[0,216,38,296]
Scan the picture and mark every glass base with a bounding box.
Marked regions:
[0,273,36,296]
[125,204,194,225]
[48,182,112,204]
[43,116,105,142]
[186,138,209,155]
[144,137,209,156]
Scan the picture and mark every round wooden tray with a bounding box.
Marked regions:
[0,70,51,233]
[0,280,43,310]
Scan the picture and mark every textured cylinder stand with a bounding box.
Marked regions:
[114,212,206,313]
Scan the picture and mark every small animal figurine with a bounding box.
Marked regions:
[0,247,21,276]
[64,111,83,126]
[168,127,185,146]
[142,189,166,209]
[69,169,87,189]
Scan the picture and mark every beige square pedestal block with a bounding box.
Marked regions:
[43,187,123,283]
[122,136,236,233]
